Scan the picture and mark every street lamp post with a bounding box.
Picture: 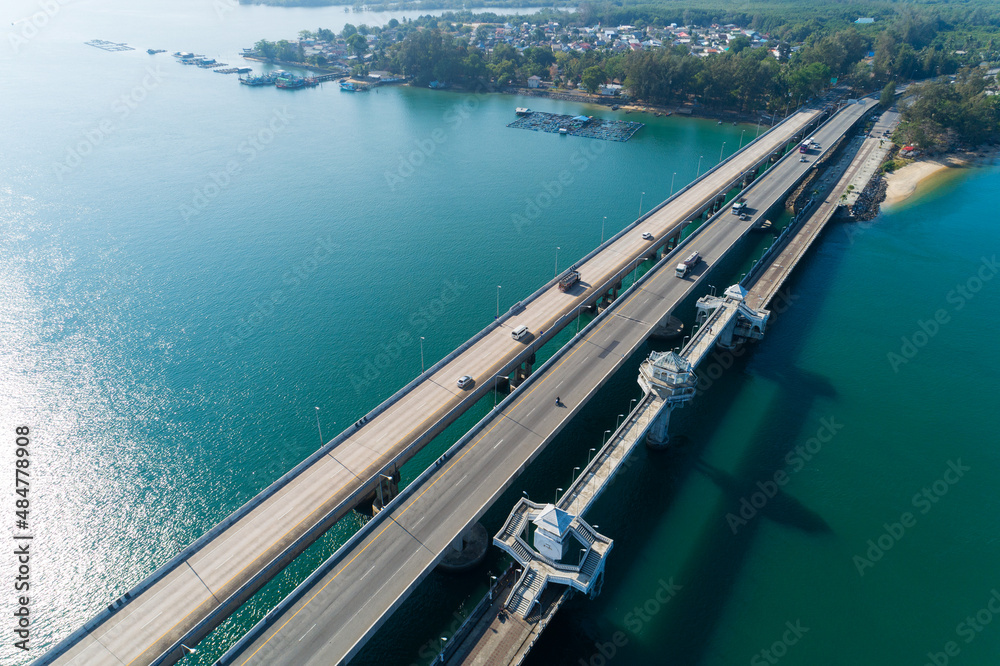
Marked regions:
[496,285,501,319]
[588,447,596,462]
[670,172,677,196]
[719,141,726,163]
[755,117,762,138]
[603,429,611,445]
[488,574,497,601]
[738,129,746,149]
[439,637,448,663]
[554,246,561,277]
[419,336,425,373]
[601,216,606,244]
[696,155,704,177]
[314,406,323,447]
[639,191,645,217]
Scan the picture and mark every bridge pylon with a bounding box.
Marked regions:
[638,351,698,449]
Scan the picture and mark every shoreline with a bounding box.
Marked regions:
[883,148,1000,206]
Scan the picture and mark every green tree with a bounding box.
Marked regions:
[255,40,277,61]
[582,65,605,93]
[881,81,897,108]
[347,33,368,57]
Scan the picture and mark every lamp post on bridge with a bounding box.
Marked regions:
[639,191,645,217]
[738,129,746,150]
[670,172,677,196]
[496,285,501,319]
[314,406,323,447]
[603,429,611,445]
[439,636,448,663]
[554,246,561,277]
[719,141,726,164]
[601,215,606,244]
[488,573,497,601]
[755,117,762,138]
[419,336,425,373]
[696,155,704,177]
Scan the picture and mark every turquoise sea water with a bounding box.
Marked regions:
[2,1,998,665]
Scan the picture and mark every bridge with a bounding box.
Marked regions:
[444,102,902,666]
[212,96,876,666]
[37,96,840,666]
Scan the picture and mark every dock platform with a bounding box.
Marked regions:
[507,111,643,142]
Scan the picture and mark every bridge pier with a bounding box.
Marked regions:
[361,469,401,515]
[649,314,684,340]
[645,403,677,449]
[596,282,622,312]
[511,354,536,388]
[437,522,488,572]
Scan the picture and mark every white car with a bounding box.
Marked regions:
[457,375,473,389]
[641,232,654,240]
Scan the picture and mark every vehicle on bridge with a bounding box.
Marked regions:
[641,232,654,240]
[457,375,473,389]
[675,251,700,278]
[731,197,747,215]
[799,140,811,153]
[558,269,581,292]
[512,324,530,341]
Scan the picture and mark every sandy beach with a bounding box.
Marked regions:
[883,158,953,205]
[884,149,1000,206]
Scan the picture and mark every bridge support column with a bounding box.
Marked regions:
[646,403,677,449]
[511,354,536,388]
[437,522,488,572]
[649,314,684,340]
[372,470,401,514]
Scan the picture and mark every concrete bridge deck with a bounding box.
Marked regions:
[214,98,873,666]
[37,100,834,666]
[444,102,898,666]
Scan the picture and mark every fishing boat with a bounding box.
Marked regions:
[275,75,306,89]
[515,107,532,116]
[339,80,368,92]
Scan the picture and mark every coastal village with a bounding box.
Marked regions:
[242,18,837,95]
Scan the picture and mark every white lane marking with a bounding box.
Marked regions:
[493,438,504,450]
[275,503,297,521]
[359,565,377,582]
[138,611,163,631]
[212,550,237,571]
[299,624,317,642]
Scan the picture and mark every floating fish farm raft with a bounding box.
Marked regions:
[507,111,643,142]
[85,40,134,52]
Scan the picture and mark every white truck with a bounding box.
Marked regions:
[675,251,700,278]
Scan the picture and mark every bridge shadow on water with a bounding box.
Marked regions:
[528,213,854,666]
